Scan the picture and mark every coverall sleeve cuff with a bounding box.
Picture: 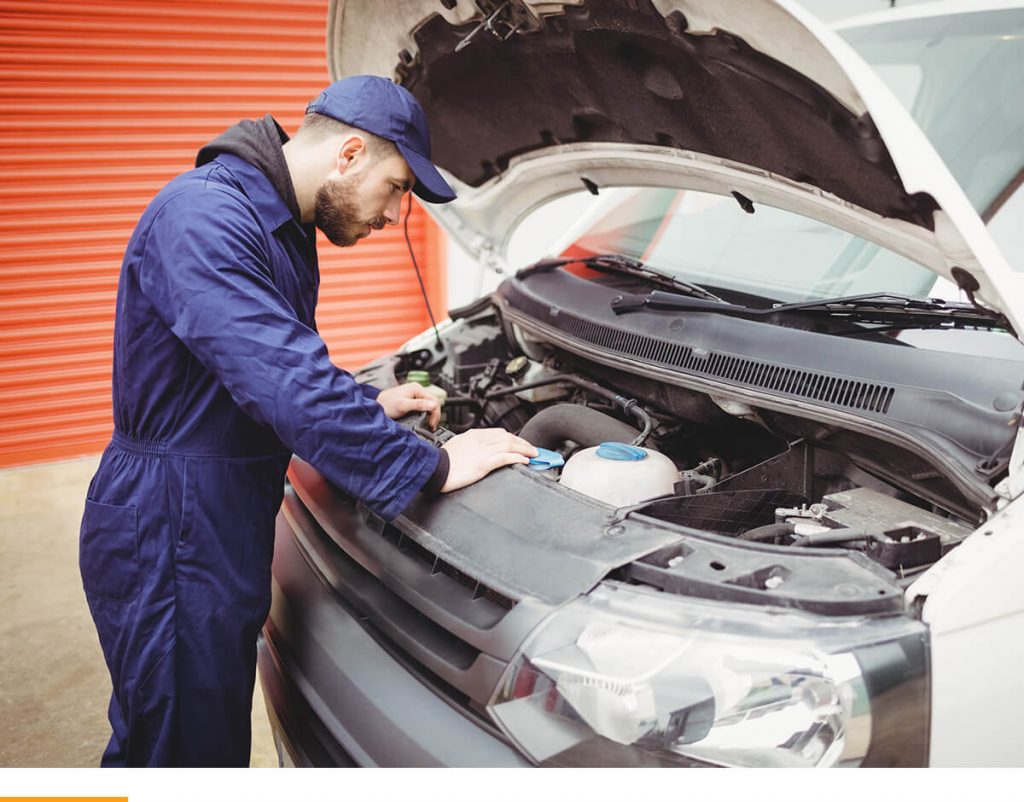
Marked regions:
[420,448,449,495]
[375,441,441,521]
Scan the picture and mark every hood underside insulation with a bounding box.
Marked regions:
[402,0,937,228]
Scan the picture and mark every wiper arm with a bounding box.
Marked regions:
[611,290,743,315]
[518,253,725,302]
[518,254,1010,332]
[612,289,1010,331]
[768,292,1010,330]
[767,292,988,317]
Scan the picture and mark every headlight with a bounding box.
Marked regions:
[488,582,929,767]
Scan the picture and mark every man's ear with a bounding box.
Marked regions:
[336,135,367,175]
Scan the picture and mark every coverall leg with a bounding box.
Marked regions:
[82,440,288,766]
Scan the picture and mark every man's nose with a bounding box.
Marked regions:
[384,196,402,226]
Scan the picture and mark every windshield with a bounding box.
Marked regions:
[840,8,1024,223]
[571,188,936,304]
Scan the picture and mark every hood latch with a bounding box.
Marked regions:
[454,1,540,53]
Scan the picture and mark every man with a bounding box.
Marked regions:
[79,75,537,767]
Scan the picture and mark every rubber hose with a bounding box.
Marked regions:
[486,374,654,446]
[737,522,795,543]
[518,404,644,451]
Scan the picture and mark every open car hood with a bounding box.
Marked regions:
[327,0,1024,334]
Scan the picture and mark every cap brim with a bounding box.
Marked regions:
[397,143,457,204]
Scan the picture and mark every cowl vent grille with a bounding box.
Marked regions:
[540,308,895,415]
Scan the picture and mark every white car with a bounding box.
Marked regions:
[258,0,1024,767]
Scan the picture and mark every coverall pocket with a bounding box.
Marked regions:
[80,499,140,602]
[172,458,194,560]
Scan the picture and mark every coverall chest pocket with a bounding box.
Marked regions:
[80,499,140,602]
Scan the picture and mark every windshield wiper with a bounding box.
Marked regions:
[611,290,1011,331]
[518,254,725,302]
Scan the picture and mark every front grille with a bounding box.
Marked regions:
[279,478,550,712]
[377,518,515,610]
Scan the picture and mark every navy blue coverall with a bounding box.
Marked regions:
[79,152,439,766]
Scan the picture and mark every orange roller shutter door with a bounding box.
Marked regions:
[0,0,446,468]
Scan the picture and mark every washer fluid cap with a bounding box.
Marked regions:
[528,447,565,471]
[596,442,647,461]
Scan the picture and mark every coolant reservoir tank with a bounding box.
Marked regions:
[559,442,678,507]
[405,369,447,407]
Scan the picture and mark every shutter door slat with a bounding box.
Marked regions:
[0,0,446,468]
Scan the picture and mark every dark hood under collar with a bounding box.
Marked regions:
[196,115,301,223]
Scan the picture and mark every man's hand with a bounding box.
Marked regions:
[376,382,441,430]
[440,429,538,493]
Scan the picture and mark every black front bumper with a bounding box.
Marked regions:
[257,504,531,767]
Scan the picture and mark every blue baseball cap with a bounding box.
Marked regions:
[306,75,457,204]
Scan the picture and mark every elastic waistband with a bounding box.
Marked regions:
[110,429,289,460]
[112,430,168,456]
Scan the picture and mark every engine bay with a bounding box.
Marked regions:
[385,301,982,585]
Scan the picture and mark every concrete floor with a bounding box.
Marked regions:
[0,455,277,767]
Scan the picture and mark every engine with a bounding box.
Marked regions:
[389,304,973,580]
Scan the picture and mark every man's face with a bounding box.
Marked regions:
[315,150,414,248]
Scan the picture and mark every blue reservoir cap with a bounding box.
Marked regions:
[596,441,648,461]
[528,447,565,471]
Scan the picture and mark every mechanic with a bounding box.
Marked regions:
[78,75,537,767]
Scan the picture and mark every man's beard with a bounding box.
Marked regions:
[314,173,387,247]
